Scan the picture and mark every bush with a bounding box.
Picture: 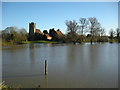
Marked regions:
[97,36,109,42]
[2,27,28,45]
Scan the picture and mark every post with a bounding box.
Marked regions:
[90,39,92,45]
[45,75,48,88]
[44,60,48,75]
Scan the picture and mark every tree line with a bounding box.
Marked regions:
[1,27,28,45]
[1,17,120,45]
[65,17,120,44]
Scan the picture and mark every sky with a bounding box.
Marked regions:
[2,2,118,34]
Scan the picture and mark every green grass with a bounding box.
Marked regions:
[1,40,59,47]
[2,39,119,47]
[2,41,15,47]
[22,40,59,44]
[82,41,91,43]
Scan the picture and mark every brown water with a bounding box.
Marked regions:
[2,43,118,88]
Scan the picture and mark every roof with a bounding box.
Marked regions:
[35,29,41,33]
[45,34,52,37]
[56,30,63,36]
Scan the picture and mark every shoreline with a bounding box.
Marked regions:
[1,40,119,47]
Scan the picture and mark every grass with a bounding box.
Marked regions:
[108,39,118,43]
[1,39,119,47]
[21,40,59,44]
[1,41,15,47]
[0,82,21,90]
[1,40,60,47]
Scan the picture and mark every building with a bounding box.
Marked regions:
[29,22,36,41]
[45,34,52,40]
[56,29,63,37]
[29,22,52,41]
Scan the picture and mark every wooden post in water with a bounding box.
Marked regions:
[44,60,48,75]
[45,75,48,88]
[90,39,93,45]
[44,60,48,88]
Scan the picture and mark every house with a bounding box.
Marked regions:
[29,22,64,41]
[56,29,63,37]
[45,34,52,40]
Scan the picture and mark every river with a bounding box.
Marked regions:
[2,43,118,88]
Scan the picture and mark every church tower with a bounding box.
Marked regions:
[29,22,36,40]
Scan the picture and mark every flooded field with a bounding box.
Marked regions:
[2,43,118,88]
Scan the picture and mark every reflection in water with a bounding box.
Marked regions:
[29,44,35,64]
[88,44,100,69]
[67,45,77,67]
[45,75,48,88]
[2,43,118,88]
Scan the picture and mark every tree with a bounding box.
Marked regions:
[65,20,79,33]
[43,30,48,34]
[49,28,58,41]
[2,27,18,34]
[115,28,120,43]
[89,17,101,36]
[65,20,79,43]
[66,32,78,43]
[2,27,18,41]
[109,29,115,40]
[100,28,106,36]
[116,28,120,39]
[2,26,28,44]
[88,17,101,44]
[79,18,88,35]
[19,28,28,41]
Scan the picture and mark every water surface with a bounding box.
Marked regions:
[2,43,118,88]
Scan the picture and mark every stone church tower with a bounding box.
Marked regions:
[29,22,36,40]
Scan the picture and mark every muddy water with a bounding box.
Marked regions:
[2,43,118,88]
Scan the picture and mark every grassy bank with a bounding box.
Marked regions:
[2,39,119,47]
[1,40,60,47]
[2,41,16,47]
[21,40,59,44]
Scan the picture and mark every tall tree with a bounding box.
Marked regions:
[79,18,88,35]
[65,20,79,43]
[88,17,101,44]
[109,29,115,39]
[116,28,120,39]
[2,26,28,44]
[65,20,79,33]
[116,28,120,43]
[89,17,101,36]
[100,28,106,36]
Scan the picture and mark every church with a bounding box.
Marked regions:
[29,22,63,41]
[29,22,52,41]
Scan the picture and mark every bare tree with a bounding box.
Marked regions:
[79,18,88,35]
[116,28,120,39]
[65,20,79,43]
[88,17,102,44]
[115,28,120,43]
[109,29,115,39]
[19,28,27,34]
[2,26,28,44]
[100,28,106,36]
[65,20,79,33]
[89,17,101,36]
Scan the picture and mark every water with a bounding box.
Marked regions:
[2,43,118,88]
